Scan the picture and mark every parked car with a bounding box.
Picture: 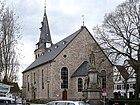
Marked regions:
[46,100,89,105]
[0,96,15,104]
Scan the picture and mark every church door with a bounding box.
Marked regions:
[62,90,67,100]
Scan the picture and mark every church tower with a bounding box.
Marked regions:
[34,1,52,59]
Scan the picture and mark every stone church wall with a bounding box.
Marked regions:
[50,28,113,99]
[23,27,113,100]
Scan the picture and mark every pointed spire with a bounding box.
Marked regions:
[37,0,52,49]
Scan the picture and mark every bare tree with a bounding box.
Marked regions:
[0,1,20,82]
[93,0,140,99]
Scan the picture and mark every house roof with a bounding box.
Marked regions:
[71,61,89,77]
[1,82,20,93]
[116,65,129,80]
[23,26,85,72]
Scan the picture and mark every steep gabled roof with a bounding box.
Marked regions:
[23,26,113,73]
[71,61,89,77]
[23,27,84,72]
[116,65,129,80]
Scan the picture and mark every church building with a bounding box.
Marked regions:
[22,3,114,101]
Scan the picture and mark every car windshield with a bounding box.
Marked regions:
[67,103,75,105]
[78,101,86,105]
[56,102,67,105]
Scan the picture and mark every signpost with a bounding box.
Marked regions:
[102,88,106,105]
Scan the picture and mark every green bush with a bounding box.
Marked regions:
[125,100,140,105]
[26,99,51,104]
[110,99,140,105]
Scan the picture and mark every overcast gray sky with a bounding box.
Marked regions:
[5,0,125,86]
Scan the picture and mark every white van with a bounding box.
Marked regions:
[0,96,15,104]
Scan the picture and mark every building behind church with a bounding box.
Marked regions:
[22,3,114,101]
[113,65,136,98]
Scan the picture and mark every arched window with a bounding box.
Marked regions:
[42,70,44,89]
[61,67,68,89]
[101,70,106,93]
[34,73,36,84]
[102,76,106,89]
[78,78,83,92]
[27,75,29,91]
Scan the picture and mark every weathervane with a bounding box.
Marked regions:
[82,15,85,26]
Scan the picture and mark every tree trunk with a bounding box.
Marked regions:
[124,80,128,98]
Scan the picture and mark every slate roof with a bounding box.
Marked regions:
[23,26,85,72]
[116,65,129,80]
[1,82,20,93]
[71,61,89,77]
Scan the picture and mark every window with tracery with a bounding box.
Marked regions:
[78,78,83,92]
[61,67,68,89]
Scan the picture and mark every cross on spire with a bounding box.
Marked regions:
[82,15,85,26]
[44,0,46,14]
